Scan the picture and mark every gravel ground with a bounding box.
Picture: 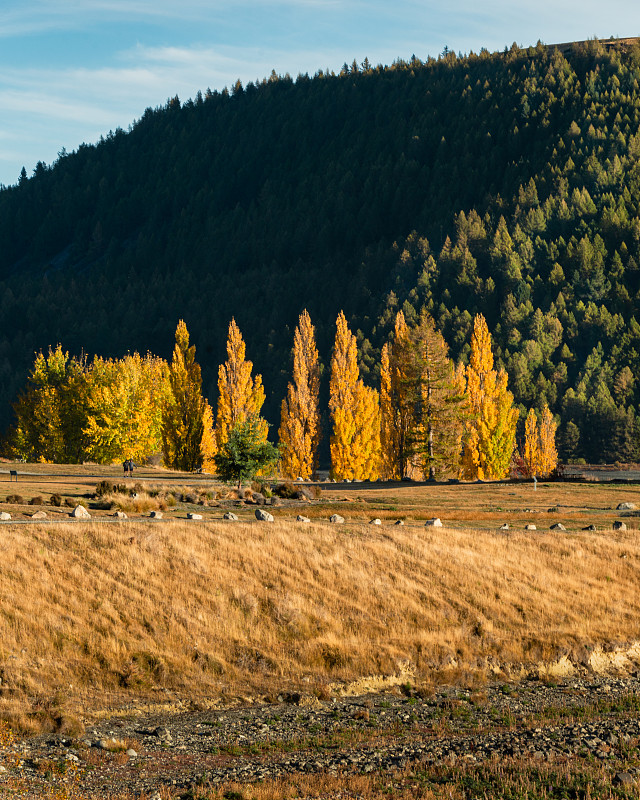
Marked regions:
[3,674,640,798]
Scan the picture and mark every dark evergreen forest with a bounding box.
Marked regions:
[1,39,640,463]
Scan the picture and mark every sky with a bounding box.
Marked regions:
[1,1,639,188]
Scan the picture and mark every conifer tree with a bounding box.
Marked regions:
[461,314,518,480]
[537,404,558,477]
[278,310,321,479]
[162,320,209,471]
[329,311,380,480]
[379,311,413,479]
[215,319,267,449]
[405,311,466,479]
[522,407,540,477]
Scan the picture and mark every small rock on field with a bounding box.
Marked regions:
[330,514,345,523]
[524,523,536,530]
[616,502,637,511]
[425,517,443,527]
[149,511,163,519]
[70,504,91,519]
[296,515,310,522]
[499,523,509,530]
[187,513,203,520]
[223,511,238,521]
[370,518,382,525]
[0,512,11,521]
[126,749,137,758]
[550,522,566,531]
[394,519,404,525]
[255,508,274,522]
[582,524,597,531]
[31,510,47,519]
[113,510,128,519]
[613,521,627,531]
[613,772,635,787]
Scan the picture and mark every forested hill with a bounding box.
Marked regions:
[1,38,640,463]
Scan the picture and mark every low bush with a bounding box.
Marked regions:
[49,494,62,507]
[29,496,44,506]
[5,494,23,504]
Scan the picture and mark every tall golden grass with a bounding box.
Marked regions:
[0,519,639,728]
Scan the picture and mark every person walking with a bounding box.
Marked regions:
[128,459,135,477]
[123,459,130,477]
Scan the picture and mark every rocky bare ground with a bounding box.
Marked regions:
[2,673,640,798]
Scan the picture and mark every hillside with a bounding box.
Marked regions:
[1,38,640,462]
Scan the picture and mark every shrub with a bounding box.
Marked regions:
[49,494,62,507]
[29,496,44,506]
[6,494,23,504]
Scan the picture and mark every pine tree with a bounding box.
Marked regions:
[537,404,558,477]
[329,311,380,480]
[405,311,466,479]
[461,314,518,480]
[215,319,267,449]
[162,320,209,471]
[278,310,321,479]
[522,407,540,477]
[379,311,413,479]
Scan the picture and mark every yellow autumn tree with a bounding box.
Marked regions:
[537,404,558,477]
[329,311,380,480]
[522,407,540,478]
[215,319,267,449]
[12,345,88,463]
[461,314,518,480]
[279,310,321,479]
[162,320,211,471]
[85,352,170,464]
[379,311,413,480]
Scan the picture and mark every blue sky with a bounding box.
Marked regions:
[1,0,639,188]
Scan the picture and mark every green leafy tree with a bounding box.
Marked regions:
[214,415,280,489]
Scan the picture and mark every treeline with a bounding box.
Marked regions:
[12,313,556,482]
[0,40,640,462]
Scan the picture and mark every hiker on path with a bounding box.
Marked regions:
[123,459,130,477]
[128,459,135,476]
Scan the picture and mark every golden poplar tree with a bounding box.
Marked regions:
[461,314,518,480]
[84,353,170,464]
[522,407,540,477]
[162,320,210,471]
[537,404,558,477]
[215,318,267,449]
[379,311,413,479]
[329,311,380,480]
[278,310,321,479]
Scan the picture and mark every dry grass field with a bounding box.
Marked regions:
[0,460,638,732]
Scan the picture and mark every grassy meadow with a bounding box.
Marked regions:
[0,462,639,732]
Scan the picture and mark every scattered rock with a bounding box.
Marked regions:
[550,523,566,531]
[223,511,238,521]
[394,519,404,525]
[149,511,163,519]
[582,524,597,531]
[613,521,627,531]
[113,510,128,519]
[613,772,635,787]
[70,505,91,519]
[524,524,536,530]
[370,518,382,525]
[616,502,637,511]
[187,513,203,520]
[499,523,509,530]
[330,514,345,523]
[31,510,47,519]
[0,511,11,521]
[255,508,274,522]
[126,749,137,758]
[425,518,443,527]
[296,515,310,522]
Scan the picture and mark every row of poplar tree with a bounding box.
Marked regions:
[10,311,557,481]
